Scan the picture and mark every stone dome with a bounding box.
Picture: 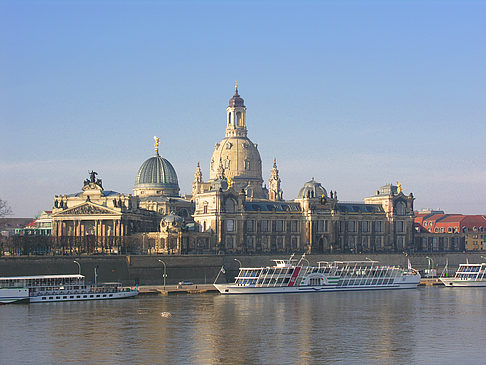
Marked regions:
[134,152,180,197]
[297,178,327,199]
[209,137,262,182]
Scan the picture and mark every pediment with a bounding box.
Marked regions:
[54,202,119,216]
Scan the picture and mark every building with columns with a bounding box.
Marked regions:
[189,86,417,254]
[45,85,469,256]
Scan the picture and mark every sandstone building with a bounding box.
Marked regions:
[48,85,442,255]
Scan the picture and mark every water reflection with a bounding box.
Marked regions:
[0,288,485,364]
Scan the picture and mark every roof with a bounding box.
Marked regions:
[0,274,84,281]
[337,203,384,214]
[66,190,121,198]
[243,201,301,212]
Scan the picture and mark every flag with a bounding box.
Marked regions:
[408,259,412,270]
[220,266,226,274]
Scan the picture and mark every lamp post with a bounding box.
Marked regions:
[73,260,81,275]
[158,259,167,289]
[234,258,242,268]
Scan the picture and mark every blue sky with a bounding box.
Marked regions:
[1,0,485,217]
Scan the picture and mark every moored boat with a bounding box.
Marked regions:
[440,263,486,287]
[214,254,421,295]
[0,288,30,304]
[0,274,138,303]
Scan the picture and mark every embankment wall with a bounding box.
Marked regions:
[0,252,480,285]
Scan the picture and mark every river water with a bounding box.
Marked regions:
[0,287,485,364]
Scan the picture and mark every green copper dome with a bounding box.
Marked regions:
[134,152,180,197]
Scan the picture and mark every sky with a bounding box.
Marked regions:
[1,0,485,217]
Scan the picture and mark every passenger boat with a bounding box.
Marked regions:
[440,263,486,287]
[0,288,30,304]
[0,274,138,303]
[214,255,421,295]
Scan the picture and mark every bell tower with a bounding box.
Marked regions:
[225,82,247,137]
[268,158,283,201]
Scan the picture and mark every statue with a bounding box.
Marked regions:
[89,170,98,183]
[227,176,234,189]
[154,136,160,155]
[397,181,402,194]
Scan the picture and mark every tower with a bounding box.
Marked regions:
[209,84,265,199]
[268,158,283,201]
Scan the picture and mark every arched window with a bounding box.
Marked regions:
[224,199,236,213]
[236,111,242,126]
[395,201,406,216]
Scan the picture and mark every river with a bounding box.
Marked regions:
[1,287,485,364]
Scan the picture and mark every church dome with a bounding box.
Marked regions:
[209,137,262,182]
[297,178,327,199]
[134,142,180,197]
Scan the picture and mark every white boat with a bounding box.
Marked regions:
[0,288,30,304]
[214,255,421,295]
[440,263,486,287]
[0,274,138,303]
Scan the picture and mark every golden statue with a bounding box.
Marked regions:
[153,136,160,148]
[397,181,402,194]
[227,176,234,189]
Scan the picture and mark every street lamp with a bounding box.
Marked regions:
[158,259,167,289]
[234,258,242,268]
[73,260,81,275]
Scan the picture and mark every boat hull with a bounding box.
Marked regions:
[440,278,486,287]
[0,288,30,304]
[214,281,420,295]
[29,289,139,303]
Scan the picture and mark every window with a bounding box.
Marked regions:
[277,237,284,249]
[224,159,230,169]
[244,159,250,170]
[203,205,208,214]
[395,221,404,233]
[225,199,236,212]
[291,220,300,232]
[276,220,284,232]
[395,201,406,216]
[347,221,356,232]
[226,236,234,249]
[226,220,234,232]
[291,237,299,249]
[362,221,369,233]
[247,220,255,232]
[317,220,327,233]
[261,220,269,232]
[247,237,254,249]
[375,221,383,233]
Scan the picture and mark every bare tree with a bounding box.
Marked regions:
[0,198,12,218]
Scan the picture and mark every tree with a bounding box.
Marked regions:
[0,198,12,218]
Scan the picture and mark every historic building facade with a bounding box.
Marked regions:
[189,87,416,254]
[47,85,469,256]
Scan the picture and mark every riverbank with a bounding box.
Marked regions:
[0,252,480,285]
